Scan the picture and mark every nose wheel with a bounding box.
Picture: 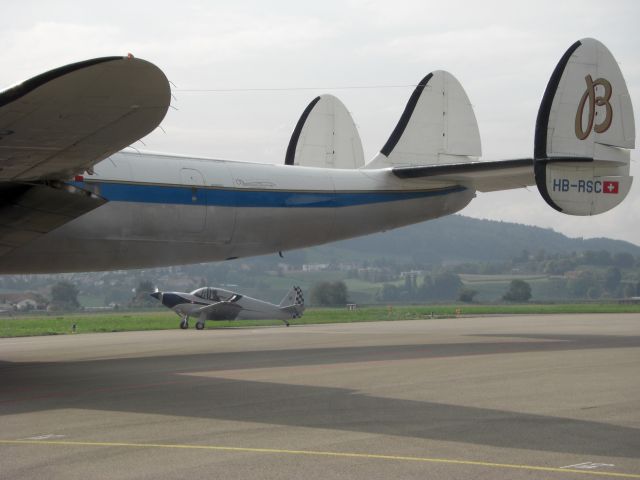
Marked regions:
[179,317,189,329]
[195,321,205,330]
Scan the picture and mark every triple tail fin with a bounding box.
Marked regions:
[364,70,481,168]
[284,38,634,218]
[534,37,635,215]
[285,95,364,169]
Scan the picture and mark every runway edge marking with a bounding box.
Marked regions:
[1,439,639,478]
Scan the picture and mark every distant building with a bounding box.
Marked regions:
[619,297,640,304]
[16,299,38,311]
[334,263,357,272]
[302,264,329,272]
[0,292,47,310]
[400,270,423,278]
[564,270,584,280]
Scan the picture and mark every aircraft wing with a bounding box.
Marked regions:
[0,183,105,257]
[391,158,535,192]
[0,56,170,181]
[193,299,243,316]
[0,55,170,257]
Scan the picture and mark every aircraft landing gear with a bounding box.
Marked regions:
[180,317,189,329]
[195,321,205,330]
[283,319,290,327]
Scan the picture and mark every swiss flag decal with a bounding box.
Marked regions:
[603,181,619,194]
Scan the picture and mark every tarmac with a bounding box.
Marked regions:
[1,313,639,479]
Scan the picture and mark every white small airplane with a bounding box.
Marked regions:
[150,286,305,330]
[0,38,634,274]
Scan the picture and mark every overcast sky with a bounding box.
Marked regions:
[3,0,639,244]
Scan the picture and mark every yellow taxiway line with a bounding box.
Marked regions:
[1,439,639,478]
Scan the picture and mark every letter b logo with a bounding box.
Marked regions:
[575,75,613,140]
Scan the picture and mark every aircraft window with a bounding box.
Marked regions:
[192,288,229,301]
[207,289,220,301]
[192,288,203,298]
[191,288,217,301]
[217,292,232,301]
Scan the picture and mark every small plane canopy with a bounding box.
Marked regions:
[191,288,221,301]
[191,287,238,302]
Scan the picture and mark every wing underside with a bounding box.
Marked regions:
[0,183,105,257]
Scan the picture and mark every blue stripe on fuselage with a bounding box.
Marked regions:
[70,181,466,208]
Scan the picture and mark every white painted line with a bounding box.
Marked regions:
[22,434,66,441]
[562,462,616,470]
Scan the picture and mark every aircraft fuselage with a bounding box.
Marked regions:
[1,151,474,273]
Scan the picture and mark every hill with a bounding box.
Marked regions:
[2,215,639,307]
[297,215,640,265]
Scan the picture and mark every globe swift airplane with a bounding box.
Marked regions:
[0,38,635,274]
[150,285,304,330]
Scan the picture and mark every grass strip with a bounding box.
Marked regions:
[1,303,639,338]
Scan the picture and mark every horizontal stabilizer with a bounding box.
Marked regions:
[392,158,534,192]
[285,95,364,169]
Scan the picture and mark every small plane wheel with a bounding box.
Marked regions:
[180,319,189,329]
[195,322,205,330]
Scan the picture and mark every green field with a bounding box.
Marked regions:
[1,303,640,338]
[235,272,583,305]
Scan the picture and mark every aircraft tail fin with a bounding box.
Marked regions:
[279,286,305,318]
[285,95,365,169]
[364,70,481,169]
[534,38,635,215]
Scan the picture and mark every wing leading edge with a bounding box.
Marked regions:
[0,55,171,181]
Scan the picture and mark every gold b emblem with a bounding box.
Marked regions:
[575,75,613,140]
